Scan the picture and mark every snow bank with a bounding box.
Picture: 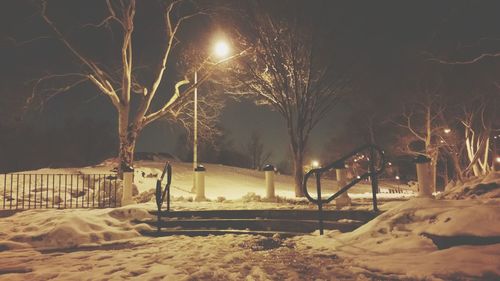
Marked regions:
[439,171,500,199]
[0,206,153,250]
[295,197,500,279]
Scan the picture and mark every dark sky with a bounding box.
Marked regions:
[1,0,500,168]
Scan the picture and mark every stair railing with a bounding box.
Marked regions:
[303,144,386,235]
[155,162,172,233]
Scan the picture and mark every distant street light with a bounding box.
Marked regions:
[496,156,500,163]
[395,175,400,180]
[214,41,230,58]
[193,40,231,178]
[444,128,451,134]
[311,160,320,168]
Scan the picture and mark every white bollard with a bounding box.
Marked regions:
[335,167,351,209]
[415,155,433,198]
[121,165,135,206]
[195,165,206,201]
[263,164,275,199]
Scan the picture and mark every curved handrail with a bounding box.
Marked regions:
[303,144,386,205]
[303,144,385,204]
[302,144,386,235]
[155,162,172,232]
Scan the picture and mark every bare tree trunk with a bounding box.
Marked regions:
[443,157,449,188]
[119,137,136,170]
[118,107,138,174]
[430,152,438,192]
[450,152,464,183]
[293,149,305,197]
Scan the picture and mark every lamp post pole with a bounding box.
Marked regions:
[193,70,198,171]
[190,40,230,194]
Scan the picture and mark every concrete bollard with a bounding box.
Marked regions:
[121,165,135,206]
[335,167,351,209]
[414,155,433,198]
[195,165,206,201]
[263,164,275,199]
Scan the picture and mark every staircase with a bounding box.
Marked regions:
[137,209,381,237]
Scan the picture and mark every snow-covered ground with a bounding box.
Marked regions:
[0,163,498,280]
[0,159,414,210]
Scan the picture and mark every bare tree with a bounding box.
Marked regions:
[394,81,450,191]
[226,1,350,196]
[459,96,496,177]
[35,0,242,173]
[245,130,271,170]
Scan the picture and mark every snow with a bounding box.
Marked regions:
[0,206,152,251]
[0,165,498,280]
[0,160,415,211]
[293,197,500,280]
[439,171,500,200]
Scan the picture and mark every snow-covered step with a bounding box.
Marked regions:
[150,209,380,222]
[136,209,382,237]
[141,229,300,238]
[139,218,364,233]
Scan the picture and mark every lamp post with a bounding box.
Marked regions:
[193,70,198,172]
[192,40,230,195]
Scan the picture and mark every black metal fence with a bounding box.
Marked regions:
[1,173,119,210]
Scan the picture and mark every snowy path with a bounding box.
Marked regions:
[0,235,404,281]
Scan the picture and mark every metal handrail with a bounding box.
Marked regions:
[302,144,386,234]
[155,162,172,233]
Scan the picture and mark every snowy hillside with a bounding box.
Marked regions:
[0,159,414,209]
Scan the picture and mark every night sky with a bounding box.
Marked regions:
[1,0,500,170]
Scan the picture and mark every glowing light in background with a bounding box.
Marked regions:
[213,41,230,58]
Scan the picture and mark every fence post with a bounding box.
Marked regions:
[414,155,433,198]
[121,165,135,206]
[195,165,206,201]
[263,164,275,200]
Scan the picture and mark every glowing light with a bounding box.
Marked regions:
[496,156,500,163]
[356,176,361,179]
[388,162,392,166]
[311,160,320,168]
[395,175,400,180]
[213,41,230,58]
[444,128,451,134]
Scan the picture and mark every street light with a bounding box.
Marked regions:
[311,160,320,168]
[214,41,230,58]
[193,40,231,177]
[444,128,451,134]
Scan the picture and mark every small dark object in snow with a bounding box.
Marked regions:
[421,232,500,250]
[240,237,290,251]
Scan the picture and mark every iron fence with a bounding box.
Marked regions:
[1,173,119,210]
